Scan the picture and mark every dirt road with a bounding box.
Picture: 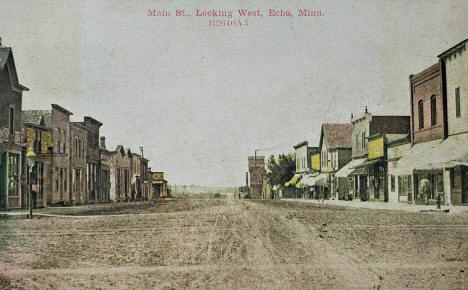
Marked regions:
[1,198,467,289]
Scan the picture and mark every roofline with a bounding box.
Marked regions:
[70,121,88,130]
[17,84,29,91]
[293,140,308,149]
[51,104,73,115]
[84,116,103,127]
[438,38,468,58]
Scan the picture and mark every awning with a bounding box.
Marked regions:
[335,158,366,178]
[295,181,303,188]
[349,166,367,176]
[315,173,329,187]
[300,173,320,186]
[285,174,301,186]
[352,158,382,169]
[389,133,468,175]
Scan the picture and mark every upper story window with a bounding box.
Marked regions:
[361,131,366,149]
[430,95,437,126]
[57,128,61,154]
[455,87,461,118]
[418,100,424,129]
[9,107,14,135]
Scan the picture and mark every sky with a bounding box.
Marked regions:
[1,0,467,186]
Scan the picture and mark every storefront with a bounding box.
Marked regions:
[388,133,468,205]
[0,150,22,209]
[335,158,366,200]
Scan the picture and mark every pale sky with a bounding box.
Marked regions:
[1,0,467,186]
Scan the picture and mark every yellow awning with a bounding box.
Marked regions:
[295,181,303,188]
[285,174,300,186]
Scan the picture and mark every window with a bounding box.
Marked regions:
[57,129,61,154]
[455,87,461,118]
[62,131,66,153]
[7,153,19,195]
[418,100,424,129]
[361,132,366,149]
[430,95,437,126]
[355,134,359,150]
[391,175,395,192]
[9,107,14,135]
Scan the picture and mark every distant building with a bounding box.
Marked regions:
[99,136,111,202]
[0,41,29,209]
[82,117,102,203]
[23,104,73,205]
[130,152,141,201]
[140,156,150,200]
[22,112,53,208]
[70,122,88,204]
[248,156,266,199]
[293,141,318,174]
[109,145,131,202]
[150,171,167,198]
[319,123,353,200]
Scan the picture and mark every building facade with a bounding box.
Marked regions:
[439,38,468,205]
[82,116,102,203]
[319,123,353,200]
[151,171,167,198]
[349,110,410,201]
[0,44,28,209]
[22,114,53,208]
[248,156,266,199]
[109,145,131,202]
[99,136,111,203]
[410,63,446,144]
[70,122,88,204]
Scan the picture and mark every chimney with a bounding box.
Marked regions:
[140,146,144,158]
[100,136,106,149]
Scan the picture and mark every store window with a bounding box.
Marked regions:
[7,153,19,195]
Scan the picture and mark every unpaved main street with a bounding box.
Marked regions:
[1,197,467,289]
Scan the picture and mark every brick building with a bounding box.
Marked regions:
[248,156,266,199]
[409,63,446,144]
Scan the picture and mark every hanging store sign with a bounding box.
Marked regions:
[368,137,384,159]
[311,153,320,170]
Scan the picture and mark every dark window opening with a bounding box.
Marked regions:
[418,100,424,129]
[431,95,437,126]
[9,107,14,135]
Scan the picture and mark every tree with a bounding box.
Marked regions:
[266,153,296,188]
